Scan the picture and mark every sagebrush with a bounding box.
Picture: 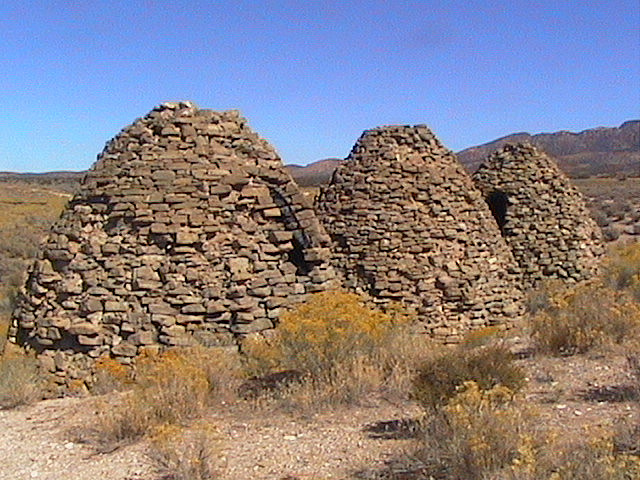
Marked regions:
[530,282,640,356]
[412,343,525,411]
[242,291,428,408]
[81,346,241,451]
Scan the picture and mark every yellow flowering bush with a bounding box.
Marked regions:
[91,355,133,395]
[244,291,404,377]
[417,382,535,480]
[412,343,525,411]
[603,242,640,301]
[531,282,640,355]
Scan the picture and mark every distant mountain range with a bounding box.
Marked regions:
[456,120,639,177]
[1,120,637,190]
[291,120,639,184]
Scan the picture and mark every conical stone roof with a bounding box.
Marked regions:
[9,102,340,392]
[473,143,604,288]
[315,125,524,341]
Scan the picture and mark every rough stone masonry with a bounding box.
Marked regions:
[315,125,525,342]
[9,102,341,392]
[473,143,605,289]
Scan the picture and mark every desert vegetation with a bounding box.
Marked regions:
[52,247,640,478]
[577,177,640,242]
[0,178,639,478]
[0,183,68,408]
[0,182,69,352]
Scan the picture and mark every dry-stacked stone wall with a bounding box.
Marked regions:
[9,102,340,392]
[473,143,604,288]
[315,125,524,341]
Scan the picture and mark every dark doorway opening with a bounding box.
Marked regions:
[487,191,509,230]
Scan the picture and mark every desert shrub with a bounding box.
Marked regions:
[603,225,622,241]
[415,382,535,480]
[0,352,40,408]
[243,291,405,377]
[148,423,221,480]
[613,416,640,458]
[462,325,504,348]
[603,243,640,301]
[242,292,429,408]
[90,355,134,395]
[524,280,565,315]
[625,340,640,401]
[591,209,610,228]
[414,383,640,480]
[511,437,640,480]
[531,283,640,356]
[414,386,639,480]
[412,344,525,412]
[0,314,9,354]
[82,346,241,451]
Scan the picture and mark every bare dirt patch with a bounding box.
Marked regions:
[0,350,636,480]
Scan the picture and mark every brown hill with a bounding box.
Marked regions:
[457,120,639,177]
[2,120,637,188]
[286,158,343,186]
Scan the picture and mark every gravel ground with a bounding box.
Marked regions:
[0,351,636,480]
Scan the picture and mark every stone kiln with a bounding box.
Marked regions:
[473,143,604,288]
[9,102,339,391]
[315,125,524,341]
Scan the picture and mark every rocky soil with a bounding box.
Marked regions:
[1,350,636,480]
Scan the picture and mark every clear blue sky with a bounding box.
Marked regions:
[1,0,638,172]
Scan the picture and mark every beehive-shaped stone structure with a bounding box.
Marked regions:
[315,125,524,341]
[9,102,340,390]
[473,143,604,288]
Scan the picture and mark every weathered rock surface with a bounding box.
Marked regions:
[473,143,605,288]
[315,125,524,342]
[9,102,340,393]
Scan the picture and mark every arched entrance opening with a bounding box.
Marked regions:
[487,191,509,230]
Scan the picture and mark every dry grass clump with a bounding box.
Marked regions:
[505,435,640,480]
[0,351,40,409]
[90,355,134,395]
[415,382,535,480]
[530,282,640,356]
[147,423,222,480]
[413,383,640,480]
[81,346,241,451]
[603,242,640,301]
[412,343,525,412]
[242,291,429,409]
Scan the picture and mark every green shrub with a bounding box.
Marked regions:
[412,344,525,412]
